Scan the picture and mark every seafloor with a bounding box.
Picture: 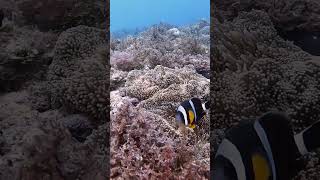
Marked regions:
[212,0,320,179]
[110,22,210,179]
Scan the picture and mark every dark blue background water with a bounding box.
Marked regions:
[110,0,210,33]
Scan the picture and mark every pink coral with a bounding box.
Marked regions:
[110,51,141,71]
[110,96,209,179]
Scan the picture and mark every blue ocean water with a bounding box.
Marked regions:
[110,0,210,33]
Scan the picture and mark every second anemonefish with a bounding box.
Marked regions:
[175,97,210,129]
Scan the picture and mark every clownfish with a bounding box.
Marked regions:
[212,111,320,180]
[175,97,210,129]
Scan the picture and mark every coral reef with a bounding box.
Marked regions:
[0,26,57,92]
[60,57,108,121]
[110,21,210,178]
[212,10,320,132]
[0,1,109,178]
[0,92,109,179]
[212,5,320,179]
[16,0,106,31]
[123,65,209,119]
[214,0,320,33]
[45,25,109,122]
[48,25,107,80]
[110,92,209,179]
[110,21,210,78]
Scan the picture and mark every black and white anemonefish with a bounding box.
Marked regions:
[175,97,210,129]
[212,111,320,180]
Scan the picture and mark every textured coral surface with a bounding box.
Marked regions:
[0,1,109,179]
[213,2,320,178]
[110,21,210,179]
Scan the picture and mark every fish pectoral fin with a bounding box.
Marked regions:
[252,153,271,180]
[189,124,196,129]
[188,110,195,123]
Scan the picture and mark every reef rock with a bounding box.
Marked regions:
[1,27,57,92]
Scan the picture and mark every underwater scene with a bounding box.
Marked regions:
[110,0,210,179]
[0,0,108,179]
[212,0,320,179]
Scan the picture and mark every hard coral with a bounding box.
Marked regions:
[110,68,128,91]
[110,96,209,179]
[48,25,106,80]
[124,65,209,110]
[0,90,109,180]
[61,58,108,121]
[110,21,210,179]
[46,25,109,121]
[212,8,320,179]
[110,50,141,71]
[215,0,320,33]
[111,21,210,73]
